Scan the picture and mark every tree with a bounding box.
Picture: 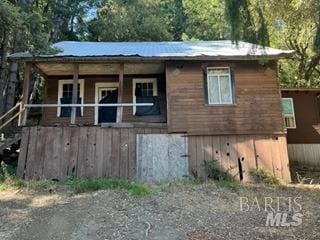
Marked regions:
[0,0,51,116]
[263,0,320,87]
[224,0,320,87]
[161,0,186,40]
[183,0,229,40]
[87,0,174,41]
[224,0,269,45]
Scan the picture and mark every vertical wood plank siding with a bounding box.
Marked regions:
[287,144,320,167]
[166,61,284,135]
[17,127,291,182]
[18,126,167,180]
[188,134,291,183]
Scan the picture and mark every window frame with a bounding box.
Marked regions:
[206,67,233,105]
[281,97,296,129]
[132,78,158,115]
[57,79,85,117]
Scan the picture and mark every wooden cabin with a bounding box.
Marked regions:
[8,41,293,182]
[281,89,320,175]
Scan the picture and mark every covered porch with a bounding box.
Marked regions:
[19,61,167,128]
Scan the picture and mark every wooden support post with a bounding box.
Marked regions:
[116,63,124,123]
[70,63,79,124]
[19,63,31,126]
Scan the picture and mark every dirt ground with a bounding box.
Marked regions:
[0,183,320,240]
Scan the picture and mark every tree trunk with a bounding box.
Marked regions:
[0,30,9,116]
[4,62,18,112]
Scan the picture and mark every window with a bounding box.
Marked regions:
[132,78,160,116]
[57,79,84,117]
[62,83,80,98]
[136,82,154,97]
[281,98,296,129]
[206,67,233,105]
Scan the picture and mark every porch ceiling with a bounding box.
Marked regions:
[35,62,165,76]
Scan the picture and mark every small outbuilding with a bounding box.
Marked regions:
[281,88,320,180]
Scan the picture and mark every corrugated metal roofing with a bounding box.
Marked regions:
[9,40,293,60]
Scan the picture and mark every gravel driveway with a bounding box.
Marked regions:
[0,183,319,240]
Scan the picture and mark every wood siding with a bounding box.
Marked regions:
[166,61,284,135]
[188,134,291,182]
[288,144,320,167]
[17,126,167,180]
[41,74,167,125]
[17,127,291,183]
[281,91,320,144]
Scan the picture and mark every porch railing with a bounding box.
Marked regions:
[24,103,153,107]
[24,102,154,125]
[1,102,153,131]
[0,102,24,131]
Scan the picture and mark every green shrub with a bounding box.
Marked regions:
[26,180,58,191]
[0,162,150,197]
[190,169,203,184]
[128,183,150,196]
[0,162,25,190]
[70,178,150,196]
[249,168,280,185]
[203,160,234,182]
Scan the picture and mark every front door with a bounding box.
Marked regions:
[98,87,118,123]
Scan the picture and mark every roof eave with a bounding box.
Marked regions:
[8,53,293,63]
[281,88,320,92]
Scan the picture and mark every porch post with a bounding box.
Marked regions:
[70,63,79,124]
[19,63,31,126]
[116,63,124,123]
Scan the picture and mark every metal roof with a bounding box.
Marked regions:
[9,40,294,61]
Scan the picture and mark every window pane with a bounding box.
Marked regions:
[62,83,80,98]
[219,75,232,103]
[207,76,220,104]
[63,84,68,92]
[208,68,230,75]
[285,116,295,128]
[101,90,107,98]
[282,98,294,116]
[136,82,153,97]
[147,89,153,96]
[142,89,148,97]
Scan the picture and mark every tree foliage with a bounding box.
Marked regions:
[182,0,229,40]
[87,0,174,41]
[225,0,320,87]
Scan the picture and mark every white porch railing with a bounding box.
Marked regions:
[24,103,153,107]
[0,102,24,131]
[0,102,153,132]
[24,102,154,125]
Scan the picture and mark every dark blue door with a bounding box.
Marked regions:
[98,89,118,123]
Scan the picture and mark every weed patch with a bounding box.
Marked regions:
[249,168,280,185]
[0,162,25,190]
[203,160,234,182]
[0,162,150,196]
[67,178,150,196]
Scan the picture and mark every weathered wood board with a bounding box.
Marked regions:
[188,134,291,183]
[17,126,166,180]
[136,134,188,182]
[17,126,291,183]
[288,144,320,168]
